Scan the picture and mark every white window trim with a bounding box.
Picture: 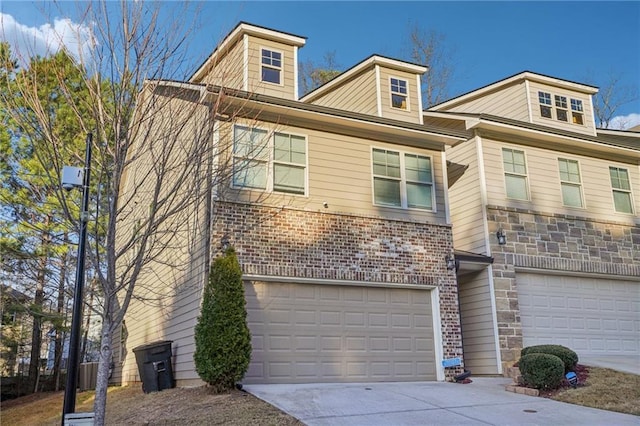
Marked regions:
[536,90,586,126]
[231,124,308,196]
[570,98,585,126]
[609,166,635,215]
[554,95,568,122]
[389,76,410,112]
[557,157,585,209]
[501,147,531,201]
[370,146,436,211]
[260,46,284,87]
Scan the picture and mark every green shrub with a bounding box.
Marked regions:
[521,345,578,372]
[518,353,564,390]
[194,247,252,392]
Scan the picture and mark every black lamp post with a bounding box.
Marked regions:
[62,133,92,423]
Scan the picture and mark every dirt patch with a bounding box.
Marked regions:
[2,385,303,426]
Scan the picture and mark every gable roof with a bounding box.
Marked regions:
[429,71,599,111]
[300,54,427,103]
[189,22,307,83]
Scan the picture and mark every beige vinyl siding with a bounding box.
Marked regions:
[528,81,595,136]
[441,82,529,122]
[482,138,639,224]
[219,119,448,223]
[246,35,296,100]
[308,69,378,116]
[200,39,245,89]
[378,67,422,124]
[458,269,499,375]
[446,141,487,254]
[119,90,211,386]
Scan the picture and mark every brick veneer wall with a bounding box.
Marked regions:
[487,205,640,367]
[213,201,464,378]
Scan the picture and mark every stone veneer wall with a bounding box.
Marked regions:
[487,205,640,367]
[213,201,464,378]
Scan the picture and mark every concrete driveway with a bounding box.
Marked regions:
[580,355,640,375]
[244,377,638,425]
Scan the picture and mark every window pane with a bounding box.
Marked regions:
[613,191,633,213]
[392,93,407,109]
[505,175,528,199]
[233,159,267,189]
[407,182,432,209]
[571,99,583,112]
[234,126,268,158]
[262,67,280,84]
[405,154,431,183]
[610,167,630,190]
[557,109,568,121]
[572,113,584,125]
[559,159,580,183]
[538,91,551,105]
[274,164,305,194]
[561,183,583,207]
[374,177,401,206]
[373,149,401,178]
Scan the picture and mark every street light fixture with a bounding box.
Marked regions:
[61,133,92,424]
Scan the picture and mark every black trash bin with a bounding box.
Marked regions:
[132,340,175,393]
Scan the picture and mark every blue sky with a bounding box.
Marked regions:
[2,1,639,127]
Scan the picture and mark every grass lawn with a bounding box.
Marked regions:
[2,366,638,424]
[544,366,640,416]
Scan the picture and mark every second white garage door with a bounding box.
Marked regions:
[517,273,639,357]
[244,281,437,384]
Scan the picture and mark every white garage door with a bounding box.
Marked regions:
[244,281,437,384]
[517,273,639,357]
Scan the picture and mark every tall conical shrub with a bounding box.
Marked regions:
[194,247,251,392]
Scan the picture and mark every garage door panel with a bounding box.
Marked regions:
[517,274,639,358]
[245,282,436,383]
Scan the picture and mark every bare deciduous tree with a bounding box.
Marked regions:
[405,23,456,108]
[589,72,639,129]
[298,50,342,96]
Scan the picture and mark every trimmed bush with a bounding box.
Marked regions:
[521,345,578,372]
[194,247,252,392]
[518,353,564,390]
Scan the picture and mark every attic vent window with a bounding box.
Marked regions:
[261,49,282,84]
[538,91,552,118]
[571,99,584,125]
[390,78,408,110]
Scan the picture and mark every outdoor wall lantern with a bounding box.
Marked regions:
[445,251,457,271]
[496,228,507,245]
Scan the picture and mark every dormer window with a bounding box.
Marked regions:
[555,95,568,122]
[571,99,584,125]
[261,48,282,84]
[538,91,552,118]
[390,78,408,110]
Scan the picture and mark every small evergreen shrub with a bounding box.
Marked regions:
[521,345,578,372]
[518,353,564,390]
[194,247,252,392]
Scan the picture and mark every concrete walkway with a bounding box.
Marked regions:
[245,377,639,425]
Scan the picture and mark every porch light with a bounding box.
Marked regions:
[496,228,507,245]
